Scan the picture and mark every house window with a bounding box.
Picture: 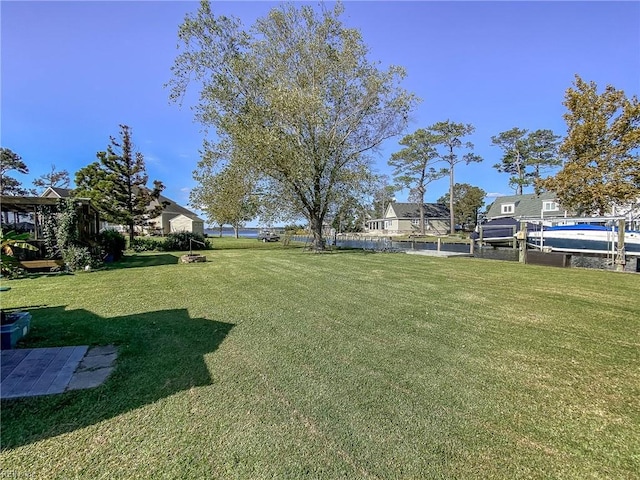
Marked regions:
[501,203,515,215]
[384,220,390,229]
[543,201,559,212]
[411,219,420,226]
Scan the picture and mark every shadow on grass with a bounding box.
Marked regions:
[0,305,234,450]
[107,253,180,269]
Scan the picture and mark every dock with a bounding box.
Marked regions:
[405,250,473,258]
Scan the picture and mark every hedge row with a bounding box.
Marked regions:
[130,232,211,252]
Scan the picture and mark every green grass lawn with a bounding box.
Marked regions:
[1,239,638,479]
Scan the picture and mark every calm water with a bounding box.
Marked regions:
[205,228,260,238]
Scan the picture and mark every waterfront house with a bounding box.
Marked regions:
[485,192,571,223]
[365,202,450,236]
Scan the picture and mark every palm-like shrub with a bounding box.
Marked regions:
[1,230,37,277]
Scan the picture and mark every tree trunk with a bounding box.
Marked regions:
[419,201,425,236]
[516,150,523,196]
[128,222,135,244]
[449,167,455,235]
[218,224,223,237]
[309,215,325,251]
[233,224,239,239]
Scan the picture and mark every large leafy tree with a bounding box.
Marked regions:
[74,125,165,242]
[537,75,640,214]
[389,129,447,235]
[437,183,486,230]
[191,147,258,238]
[331,194,366,233]
[168,1,417,250]
[430,120,482,234]
[371,174,398,218]
[0,147,29,196]
[32,164,70,193]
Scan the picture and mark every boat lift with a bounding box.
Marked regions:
[517,216,630,271]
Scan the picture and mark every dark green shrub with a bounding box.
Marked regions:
[162,232,211,252]
[98,229,126,261]
[62,245,102,272]
[130,237,162,252]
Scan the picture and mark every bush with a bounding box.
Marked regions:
[98,229,126,261]
[162,231,211,252]
[130,237,162,253]
[62,245,101,272]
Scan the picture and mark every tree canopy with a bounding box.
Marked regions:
[0,147,29,196]
[537,75,640,215]
[429,120,481,234]
[526,129,562,181]
[491,127,529,195]
[169,0,417,249]
[191,145,259,237]
[371,175,398,218]
[74,125,166,242]
[437,183,486,230]
[492,127,561,195]
[32,164,70,193]
[389,129,447,235]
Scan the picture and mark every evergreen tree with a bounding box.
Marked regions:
[526,129,562,182]
[389,129,447,235]
[74,125,165,242]
[491,127,529,195]
[429,120,482,234]
[492,128,562,195]
[0,147,29,196]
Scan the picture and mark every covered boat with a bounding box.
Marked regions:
[527,224,640,256]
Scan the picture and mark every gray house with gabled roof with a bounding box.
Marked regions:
[365,202,450,235]
[147,194,204,236]
[485,192,572,222]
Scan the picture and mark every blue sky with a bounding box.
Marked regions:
[2,1,639,225]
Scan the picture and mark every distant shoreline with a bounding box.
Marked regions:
[205,227,260,238]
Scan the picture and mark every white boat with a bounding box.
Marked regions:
[527,224,640,256]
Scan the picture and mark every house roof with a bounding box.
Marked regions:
[150,194,204,222]
[486,192,568,220]
[388,202,449,219]
[1,195,96,214]
[41,187,72,198]
[39,185,204,222]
